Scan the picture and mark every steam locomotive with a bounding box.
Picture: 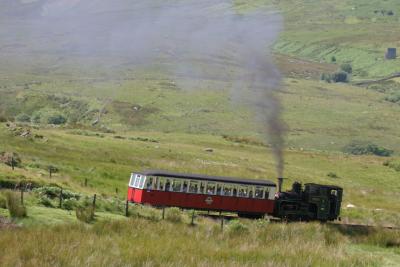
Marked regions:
[127,170,343,222]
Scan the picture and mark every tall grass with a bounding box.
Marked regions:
[0,217,383,267]
[5,191,27,218]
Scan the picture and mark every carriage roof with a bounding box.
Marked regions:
[137,170,276,187]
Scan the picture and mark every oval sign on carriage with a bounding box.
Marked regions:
[205,196,213,205]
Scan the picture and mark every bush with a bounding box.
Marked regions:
[31,112,41,124]
[228,220,249,235]
[332,71,349,83]
[15,113,31,123]
[39,196,54,208]
[5,191,27,218]
[63,199,78,210]
[327,172,339,178]
[76,206,95,223]
[383,160,400,172]
[385,92,400,104]
[0,194,7,209]
[320,73,332,83]
[331,56,336,63]
[340,63,353,74]
[165,207,183,223]
[343,141,393,157]
[47,114,67,125]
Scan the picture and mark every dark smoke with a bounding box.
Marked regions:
[1,0,285,177]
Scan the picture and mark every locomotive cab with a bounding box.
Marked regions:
[274,182,343,222]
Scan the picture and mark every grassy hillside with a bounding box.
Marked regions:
[273,0,400,79]
[1,1,400,266]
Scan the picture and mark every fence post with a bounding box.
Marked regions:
[220,211,224,231]
[11,157,15,170]
[20,186,24,205]
[162,207,165,220]
[84,178,88,187]
[125,200,129,217]
[59,187,63,208]
[92,194,97,211]
[190,210,195,226]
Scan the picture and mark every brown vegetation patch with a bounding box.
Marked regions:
[275,53,337,79]
[111,101,159,126]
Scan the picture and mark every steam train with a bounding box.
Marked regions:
[127,170,343,222]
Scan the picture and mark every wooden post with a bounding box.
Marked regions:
[49,167,52,178]
[59,188,63,208]
[125,200,129,217]
[92,194,97,210]
[20,187,24,205]
[220,211,224,231]
[115,188,119,194]
[190,210,195,225]
[162,207,165,220]
[84,178,88,187]
[11,157,15,170]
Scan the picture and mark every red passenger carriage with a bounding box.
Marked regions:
[127,170,276,217]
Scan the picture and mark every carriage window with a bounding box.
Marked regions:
[172,179,182,192]
[165,179,172,191]
[248,186,254,198]
[188,180,199,193]
[182,180,189,192]
[238,186,248,197]
[206,182,216,195]
[134,175,141,188]
[146,177,154,189]
[222,184,232,196]
[158,177,165,191]
[264,188,270,199]
[232,185,238,197]
[129,174,135,187]
[139,176,146,189]
[216,184,223,195]
[199,182,206,194]
[255,186,264,199]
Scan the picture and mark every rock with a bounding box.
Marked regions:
[346,203,356,208]
[204,148,214,153]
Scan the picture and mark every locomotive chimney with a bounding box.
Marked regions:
[277,177,284,193]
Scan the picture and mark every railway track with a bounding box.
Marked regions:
[198,212,400,231]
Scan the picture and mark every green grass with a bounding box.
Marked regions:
[1,214,398,267]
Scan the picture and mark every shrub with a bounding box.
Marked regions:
[76,206,95,223]
[320,73,332,83]
[343,141,393,157]
[384,92,400,103]
[383,160,400,172]
[332,71,349,83]
[331,56,336,63]
[5,191,27,218]
[31,112,41,124]
[15,113,31,123]
[39,196,54,208]
[0,194,7,209]
[327,172,339,178]
[165,207,183,223]
[47,114,67,125]
[340,63,353,74]
[63,199,78,210]
[228,220,249,235]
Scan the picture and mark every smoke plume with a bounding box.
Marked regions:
[1,0,285,177]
